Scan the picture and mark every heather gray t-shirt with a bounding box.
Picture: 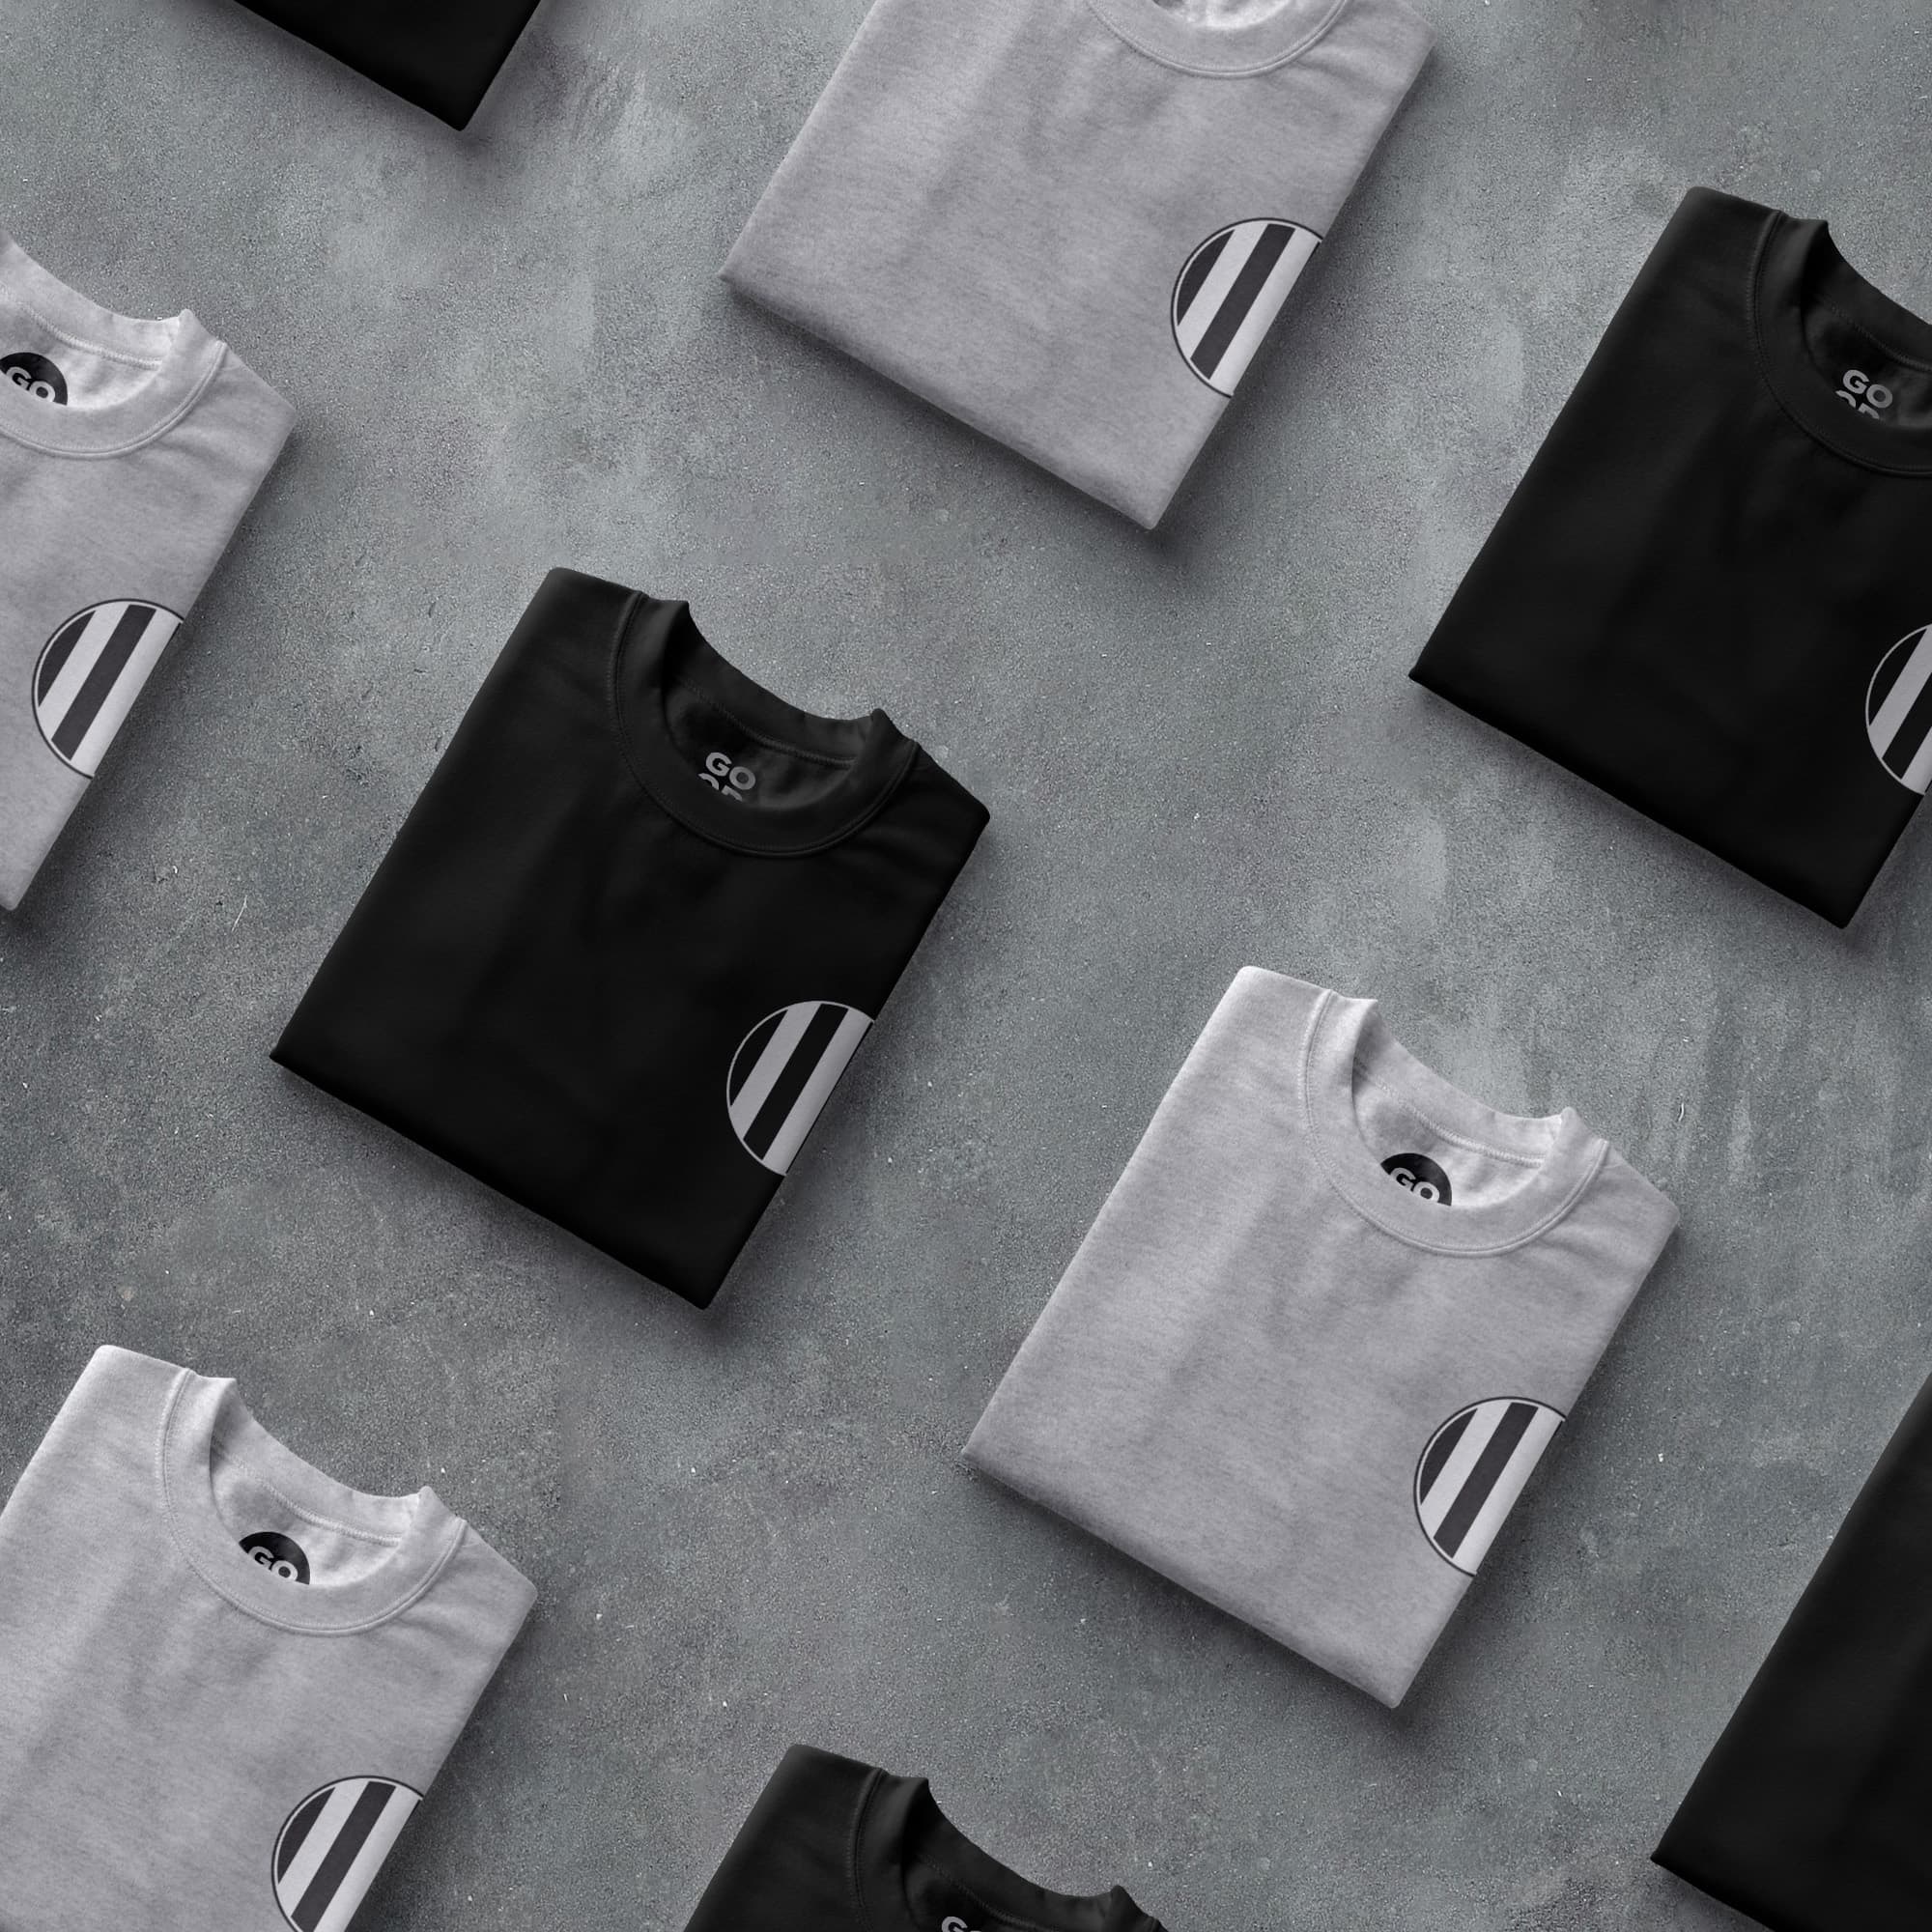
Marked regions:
[0,1348,534,1931]
[0,232,293,911]
[966,970,1677,1706]
[723,0,1434,526]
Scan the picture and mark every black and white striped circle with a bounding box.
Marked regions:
[1414,1398,1564,1576]
[726,1000,873,1176]
[32,599,183,777]
[1171,218,1321,397]
[272,1776,421,1932]
[1865,624,1932,793]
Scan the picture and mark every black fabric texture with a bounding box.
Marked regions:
[681,1746,1160,1932]
[1411,187,1932,926]
[1653,1367,1932,1929]
[231,0,544,127]
[271,568,987,1306]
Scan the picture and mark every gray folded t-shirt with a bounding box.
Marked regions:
[966,969,1678,1706]
[723,0,1434,526]
[0,231,293,911]
[0,1347,534,1931]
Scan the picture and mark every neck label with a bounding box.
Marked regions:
[3,349,67,404]
[240,1529,311,1583]
[699,748,756,801]
[1838,368,1894,419]
[1382,1151,1453,1206]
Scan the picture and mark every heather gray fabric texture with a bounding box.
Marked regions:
[0,231,293,912]
[721,0,1434,528]
[965,969,1678,1707]
[0,1347,534,1931]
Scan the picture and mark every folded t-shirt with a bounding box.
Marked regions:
[1654,1365,1932,1931]
[1411,188,1932,926]
[683,1746,1163,1932]
[273,568,988,1306]
[967,968,1678,1705]
[229,0,543,127]
[1,231,293,912]
[724,0,1434,527]
[0,1347,533,1930]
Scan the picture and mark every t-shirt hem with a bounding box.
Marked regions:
[719,264,1184,529]
[964,1435,1419,1706]
[269,1042,729,1307]
[1649,1844,1814,1932]
[1407,661,1877,927]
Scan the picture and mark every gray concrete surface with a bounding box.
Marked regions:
[4,0,1931,1924]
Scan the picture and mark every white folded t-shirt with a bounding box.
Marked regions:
[0,1348,534,1930]
[0,231,293,910]
[967,969,1678,1706]
[724,0,1435,526]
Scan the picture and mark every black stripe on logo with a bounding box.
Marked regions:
[1433,1401,1538,1559]
[293,1781,394,1931]
[35,609,92,703]
[276,1786,333,1881]
[727,1009,785,1106]
[1173,227,1231,325]
[1869,633,1915,716]
[52,603,153,759]
[745,1002,847,1158]
[1191,221,1294,381]
[1415,1404,1473,1501]
[1886,657,1932,781]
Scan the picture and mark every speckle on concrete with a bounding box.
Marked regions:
[4,0,1930,1926]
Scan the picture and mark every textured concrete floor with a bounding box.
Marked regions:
[5,0,1932,1926]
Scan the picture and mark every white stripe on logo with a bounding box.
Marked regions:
[759,1006,872,1176]
[70,605,180,775]
[1451,1405,1561,1574]
[1208,225,1320,394]
[39,602,126,729]
[1869,626,1932,762]
[1417,1402,1506,1542]
[275,1779,367,1915]
[1175,223,1267,360]
[310,1785,419,1932]
[726,1003,819,1141]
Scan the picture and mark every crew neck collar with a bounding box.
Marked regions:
[854,1769,1159,1932]
[0,232,225,457]
[1752,210,1932,477]
[159,1368,464,1635]
[611,593,916,857]
[1083,0,1350,74]
[1300,990,1606,1256]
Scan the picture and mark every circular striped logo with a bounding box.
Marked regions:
[1865,624,1932,793]
[273,1776,422,1931]
[1172,218,1321,397]
[32,599,184,778]
[725,1000,873,1176]
[1414,1398,1565,1577]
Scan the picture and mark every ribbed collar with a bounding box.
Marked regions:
[0,231,225,457]
[1300,988,1606,1256]
[1752,208,1932,477]
[159,1368,464,1635]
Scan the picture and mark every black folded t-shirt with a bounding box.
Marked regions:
[1654,1366,1932,1931]
[684,1747,1161,1932]
[1412,187,1932,926]
[232,0,542,127]
[272,569,987,1306]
